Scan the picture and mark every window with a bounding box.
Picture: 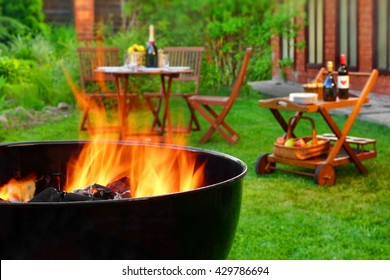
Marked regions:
[306,0,324,66]
[337,0,358,69]
[280,33,295,64]
[279,19,295,68]
[374,0,390,72]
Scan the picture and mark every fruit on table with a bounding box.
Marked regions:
[284,138,296,147]
[276,137,286,145]
[294,138,306,147]
[307,139,326,146]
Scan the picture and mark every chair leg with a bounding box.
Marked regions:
[80,98,93,131]
[193,103,239,144]
[218,119,239,141]
[215,124,239,144]
[145,95,163,129]
[199,126,216,143]
[80,96,123,132]
[184,97,201,131]
[172,95,201,133]
[204,120,239,144]
[149,94,200,133]
[80,111,89,131]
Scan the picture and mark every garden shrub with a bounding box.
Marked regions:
[0,75,5,95]
[0,0,46,34]
[0,16,29,44]
[0,24,79,111]
[2,82,44,110]
[0,56,34,84]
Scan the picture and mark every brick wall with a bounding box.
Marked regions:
[74,0,95,41]
[275,0,390,95]
[43,0,74,24]
[43,0,122,41]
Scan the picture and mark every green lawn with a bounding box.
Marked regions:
[1,91,389,260]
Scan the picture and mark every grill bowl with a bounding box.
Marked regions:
[0,141,246,260]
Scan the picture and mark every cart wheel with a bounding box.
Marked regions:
[255,153,275,175]
[314,164,336,185]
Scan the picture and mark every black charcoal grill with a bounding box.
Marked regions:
[0,141,246,260]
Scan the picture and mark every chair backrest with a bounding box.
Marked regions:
[77,47,119,92]
[163,46,205,94]
[226,47,253,107]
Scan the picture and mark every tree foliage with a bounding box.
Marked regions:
[0,16,29,45]
[0,0,305,109]
[114,0,304,91]
[0,0,46,35]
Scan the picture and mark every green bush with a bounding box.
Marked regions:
[0,56,34,83]
[0,25,79,111]
[2,82,44,110]
[0,57,44,110]
[0,0,46,34]
[0,16,29,44]
[0,75,6,94]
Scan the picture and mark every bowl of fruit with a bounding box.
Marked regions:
[274,116,330,160]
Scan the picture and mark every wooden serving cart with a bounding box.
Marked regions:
[256,69,379,185]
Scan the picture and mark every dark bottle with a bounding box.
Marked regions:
[323,61,337,101]
[145,25,158,68]
[337,54,349,99]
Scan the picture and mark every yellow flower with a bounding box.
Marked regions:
[128,44,145,53]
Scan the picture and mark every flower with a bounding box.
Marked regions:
[128,44,145,53]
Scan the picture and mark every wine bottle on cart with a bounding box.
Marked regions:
[146,25,158,68]
[337,54,349,99]
[323,61,337,102]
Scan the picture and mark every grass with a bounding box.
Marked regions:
[1,90,390,260]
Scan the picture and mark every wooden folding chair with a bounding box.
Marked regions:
[144,46,205,132]
[188,48,252,144]
[77,46,125,131]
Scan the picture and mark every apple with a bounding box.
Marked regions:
[294,138,306,147]
[306,140,313,146]
[276,137,286,145]
[284,138,296,147]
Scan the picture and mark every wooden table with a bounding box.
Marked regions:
[96,66,192,140]
[256,69,378,185]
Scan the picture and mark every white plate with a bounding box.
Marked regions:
[138,67,163,72]
[97,66,126,72]
[289,93,318,104]
[167,66,191,71]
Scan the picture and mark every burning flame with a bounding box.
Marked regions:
[0,174,36,202]
[64,142,206,197]
[0,143,206,202]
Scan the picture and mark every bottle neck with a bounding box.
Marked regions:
[326,61,334,74]
[340,54,346,65]
[149,25,155,43]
